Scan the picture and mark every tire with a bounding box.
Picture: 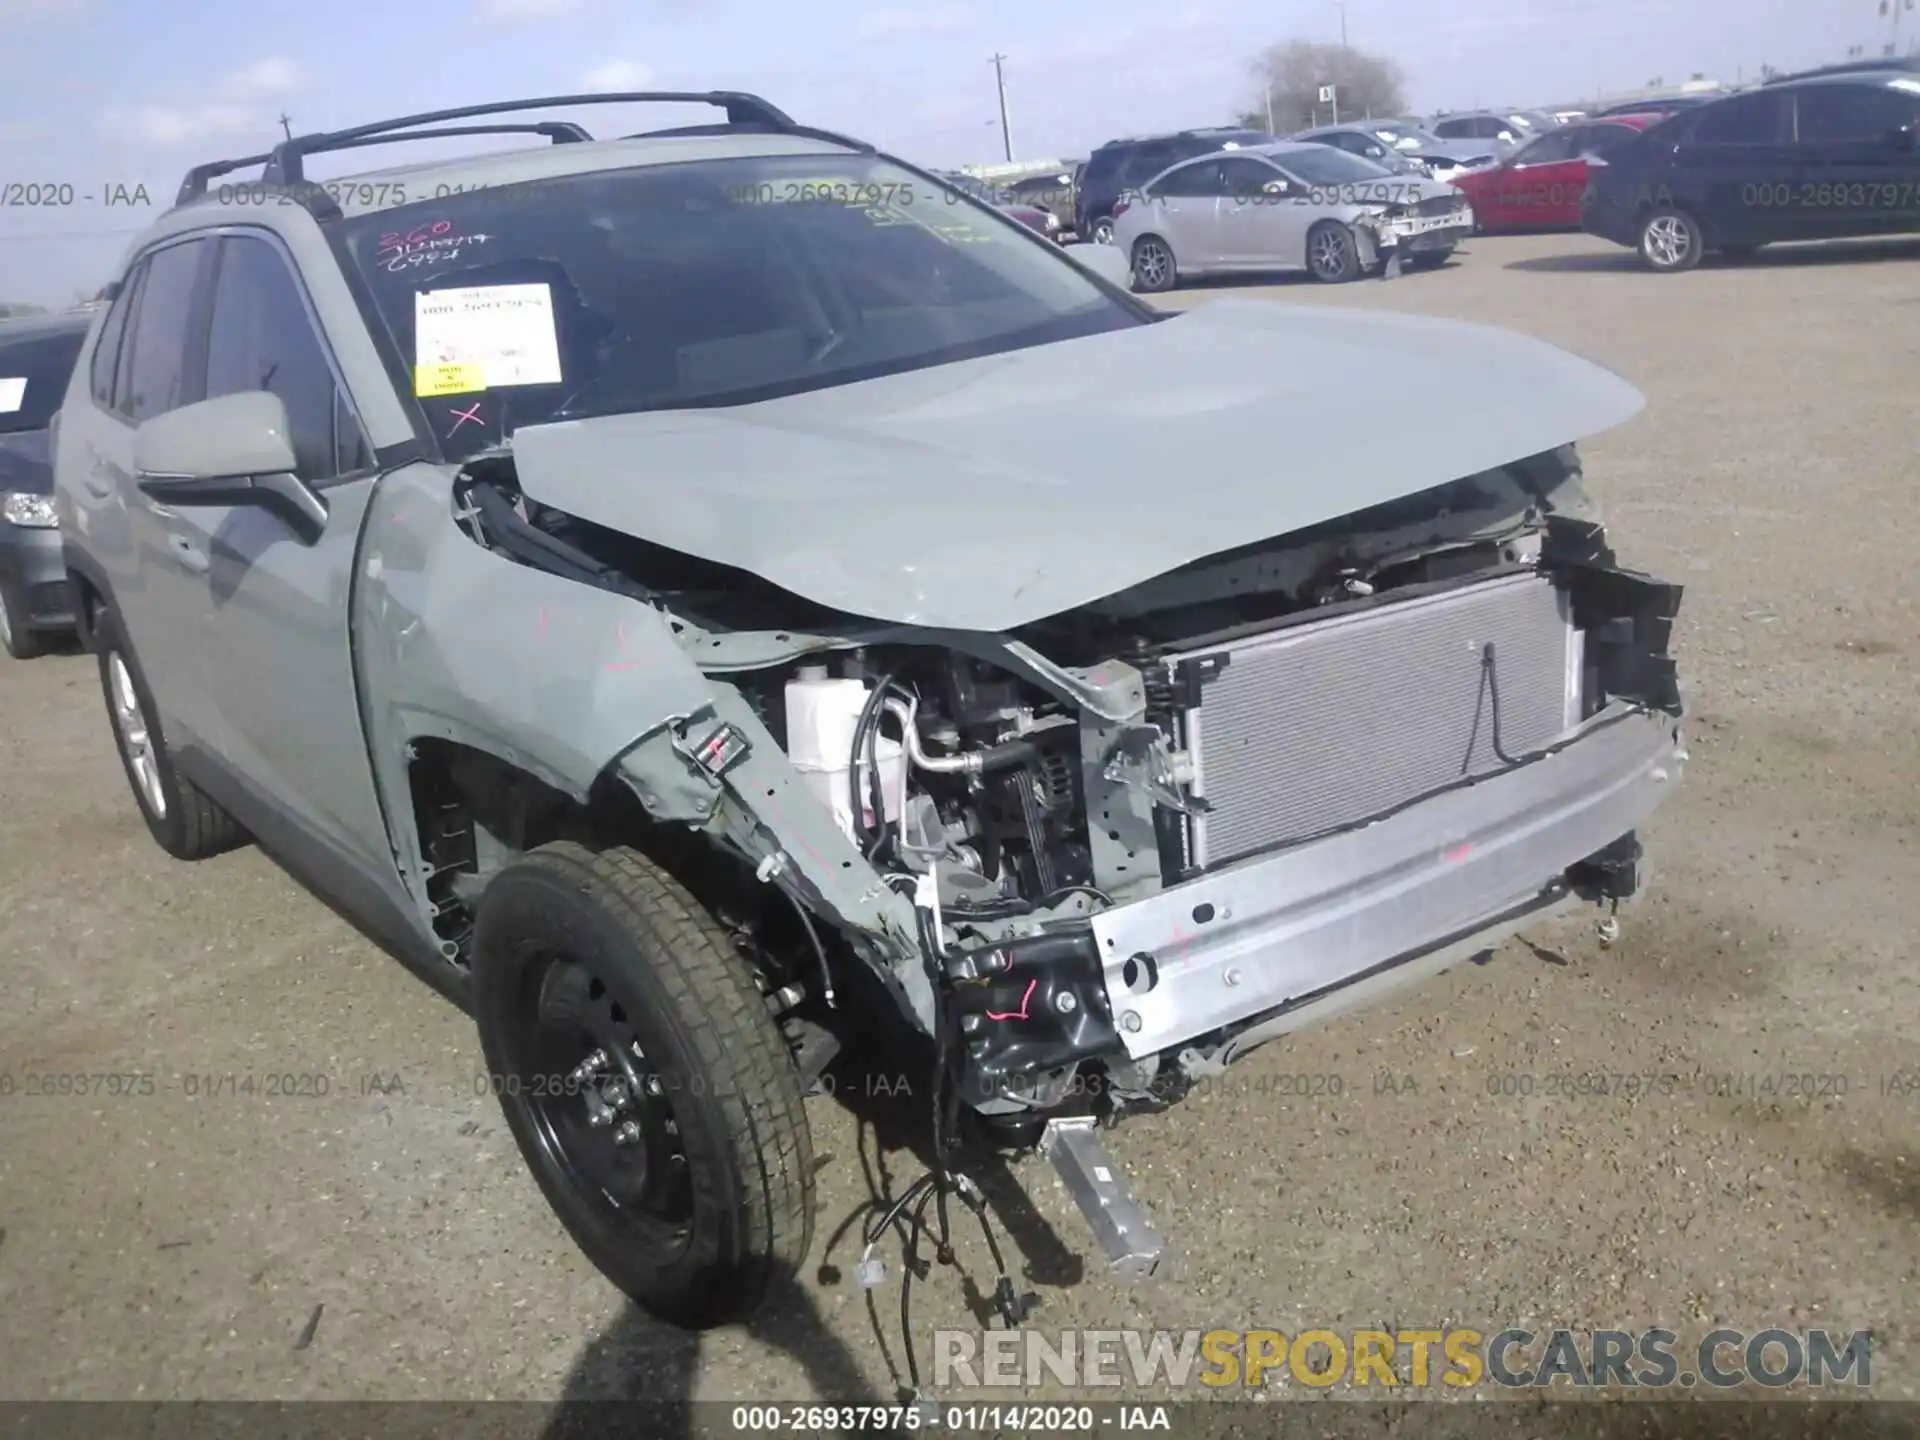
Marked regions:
[1637,206,1703,273]
[1130,234,1178,293]
[94,606,249,860]
[1307,221,1362,282]
[0,585,49,660]
[1407,245,1455,269]
[1089,214,1115,245]
[471,841,815,1328]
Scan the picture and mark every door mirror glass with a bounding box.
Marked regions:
[135,390,296,481]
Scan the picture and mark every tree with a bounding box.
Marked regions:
[1237,40,1408,133]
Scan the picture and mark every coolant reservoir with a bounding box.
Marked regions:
[784,669,905,843]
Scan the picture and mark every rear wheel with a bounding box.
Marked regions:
[1307,221,1361,283]
[1638,206,1703,273]
[0,586,49,660]
[1130,235,1178,292]
[471,841,816,1328]
[1089,215,1115,245]
[94,607,248,859]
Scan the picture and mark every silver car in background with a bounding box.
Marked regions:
[1293,121,1504,181]
[1110,141,1474,291]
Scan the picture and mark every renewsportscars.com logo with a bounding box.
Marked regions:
[933,1327,1873,1391]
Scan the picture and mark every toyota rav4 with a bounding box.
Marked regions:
[54,90,1685,1327]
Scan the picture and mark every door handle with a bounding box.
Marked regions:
[166,533,209,573]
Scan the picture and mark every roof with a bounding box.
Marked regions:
[1762,57,1920,85]
[166,90,873,222]
[1757,70,1920,93]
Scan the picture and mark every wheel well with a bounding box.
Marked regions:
[66,569,104,651]
[403,738,773,969]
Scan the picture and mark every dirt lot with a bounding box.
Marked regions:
[0,231,1914,1408]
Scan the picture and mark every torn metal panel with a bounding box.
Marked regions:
[353,463,717,916]
[505,299,1645,630]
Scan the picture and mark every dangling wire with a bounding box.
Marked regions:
[854,870,1032,1399]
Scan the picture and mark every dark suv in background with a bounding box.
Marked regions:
[1075,127,1273,243]
[0,308,95,659]
[1583,72,1920,271]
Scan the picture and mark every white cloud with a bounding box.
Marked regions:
[581,59,655,92]
[858,6,970,37]
[476,0,587,22]
[99,56,303,148]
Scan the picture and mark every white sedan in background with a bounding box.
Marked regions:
[1110,141,1474,291]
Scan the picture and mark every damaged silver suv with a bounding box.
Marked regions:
[55,92,1685,1327]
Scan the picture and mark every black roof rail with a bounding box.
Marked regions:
[261,91,795,187]
[175,123,594,207]
[1762,56,1920,85]
[176,91,796,203]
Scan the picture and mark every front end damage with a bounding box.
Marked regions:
[375,436,1683,1279]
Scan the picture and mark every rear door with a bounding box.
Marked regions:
[1141,158,1225,268]
[168,228,394,878]
[1790,82,1920,237]
[1670,90,1796,244]
[1214,155,1308,265]
[72,236,222,744]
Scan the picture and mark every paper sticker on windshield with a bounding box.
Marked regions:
[0,377,25,414]
[415,362,487,397]
[414,284,562,390]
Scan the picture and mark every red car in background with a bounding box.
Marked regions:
[1452,113,1665,232]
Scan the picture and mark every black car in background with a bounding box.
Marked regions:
[1592,95,1725,119]
[1074,127,1273,243]
[0,308,94,659]
[1582,73,1920,271]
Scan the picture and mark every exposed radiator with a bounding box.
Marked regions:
[1166,570,1582,871]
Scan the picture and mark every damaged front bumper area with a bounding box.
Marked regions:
[1090,700,1680,1060]
[946,701,1682,1103]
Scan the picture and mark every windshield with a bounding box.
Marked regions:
[1268,147,1396,185]
[0,325,86,437]
[335,153,1143,459]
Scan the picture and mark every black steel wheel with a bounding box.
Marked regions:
[472,842,814,1328]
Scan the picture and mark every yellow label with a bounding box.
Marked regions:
[415,362,486,396]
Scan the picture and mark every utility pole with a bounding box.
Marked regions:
[278,112,293,140]
[1265,84,1275,132]
[1334,0,1349,49]
[988,53,1014,163]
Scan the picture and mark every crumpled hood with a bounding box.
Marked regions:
[508,298,1643,631]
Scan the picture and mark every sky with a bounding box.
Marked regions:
[0,0,1891,304]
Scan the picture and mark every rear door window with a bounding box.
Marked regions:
[1692,92,1790,144]
[119,238,212,424]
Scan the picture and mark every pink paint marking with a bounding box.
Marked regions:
[447,401,484,433]
[537,607,548,640]
[985,977,1038,1023]
[1445,842,1474,865]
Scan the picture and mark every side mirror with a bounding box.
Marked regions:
[1061,240,1133,289]
[134,390,327,545]
[1262,178,1291,195]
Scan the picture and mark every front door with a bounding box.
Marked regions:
[158,229,396,883]
[1214,156,1309,266]
[1790,82,1920,239]
[1495,130,1586,228]
[1670,90,1797,246]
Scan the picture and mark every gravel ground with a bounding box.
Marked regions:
[0,231,1914,1407]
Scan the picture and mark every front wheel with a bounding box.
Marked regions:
[1638,206,1703,273]
[471,841,816,1328]
[1307,221,1361,283]
[1089,215,1115,245]
[1130,234,1178,292]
